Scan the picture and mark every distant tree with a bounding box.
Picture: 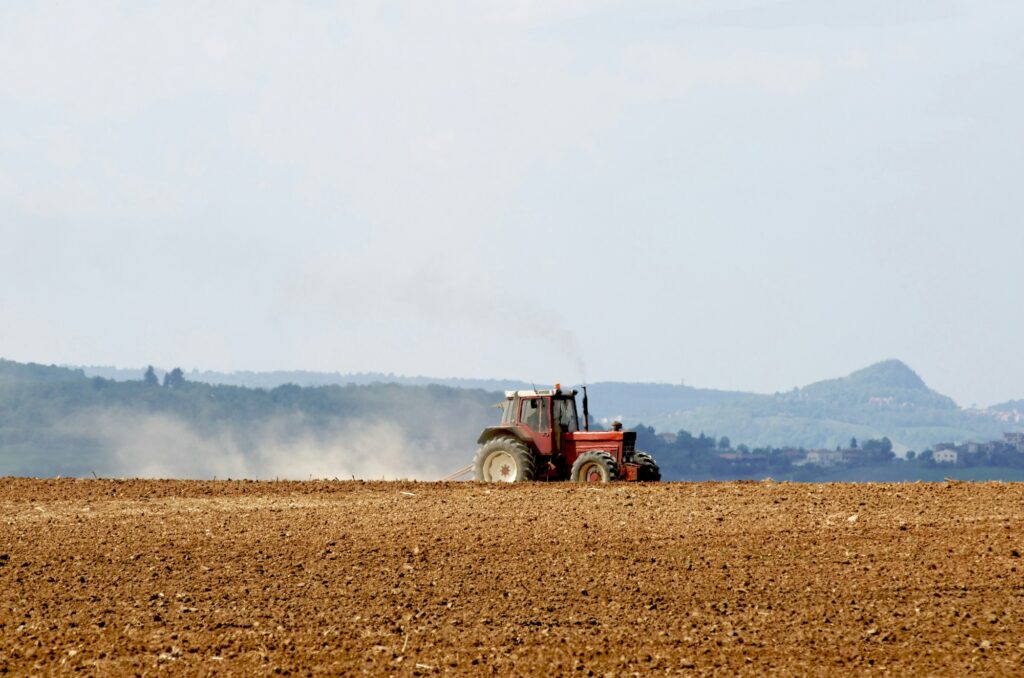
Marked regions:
[718,436,731,451]
[697,432,716,453]
[737,444,750,454]
[919,449,934,461]
[860,437,894,462]
[143,365,159,386]
[867,437,887,452]
[850,437,858,449]
[632,425,660,453]
[676,430,697,450]
[906,450,916,460]
[163,367,185,389]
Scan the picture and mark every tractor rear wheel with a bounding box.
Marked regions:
[473,436,536,483]
[634,451,661,481]
[571,451,618,483]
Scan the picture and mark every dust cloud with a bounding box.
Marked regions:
[58,409,460,480]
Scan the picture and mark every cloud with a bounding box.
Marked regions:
[481,0,623,25]
[1,3,841,230]
[0,162,187,222]
[695,0,962,30]
[3,1,1024,406]
[616,45,827,98]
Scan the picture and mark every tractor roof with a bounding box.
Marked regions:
[504,387,577,399]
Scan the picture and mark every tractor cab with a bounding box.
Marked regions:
[475,385,660,483]
[493,387,577,457]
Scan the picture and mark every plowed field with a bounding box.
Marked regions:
[2,479,1023,675]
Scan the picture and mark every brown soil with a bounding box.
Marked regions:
[2,478,1023,675]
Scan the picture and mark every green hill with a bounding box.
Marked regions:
[643,360,1021,452]
[78,366,748,424]
[796,359,955,409]
[0,360,498,479]
[7,357,1024,477]
[1,359,86,383]
[989,399,1024,413]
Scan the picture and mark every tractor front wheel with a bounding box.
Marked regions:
[473,436,536,483]
[634,451,662,481]
[571,451,618,483]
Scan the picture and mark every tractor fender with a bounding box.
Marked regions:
[476,426,532,446]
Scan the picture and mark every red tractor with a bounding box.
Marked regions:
[473,385,660,483]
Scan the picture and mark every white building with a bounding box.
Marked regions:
[804,449,844,467]
[1004,432,1024,453]
[934,449,958,464]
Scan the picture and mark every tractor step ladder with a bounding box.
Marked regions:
[441,464,473,481]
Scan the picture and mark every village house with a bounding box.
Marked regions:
[804,449,844,467]
[1004,432,1024,453]
[841,447,870,464]
[780,448,807,463]
[933,449,958,464]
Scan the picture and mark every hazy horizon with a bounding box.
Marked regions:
[54,355,1019,410]
[3,1,1023,408]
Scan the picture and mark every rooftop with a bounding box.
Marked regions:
[504,387,577,399]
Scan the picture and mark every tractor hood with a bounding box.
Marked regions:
[565,430,636,446]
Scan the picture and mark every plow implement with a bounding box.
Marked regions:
[441,464,474,481]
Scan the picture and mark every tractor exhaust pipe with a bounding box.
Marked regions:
[582,385,590,432]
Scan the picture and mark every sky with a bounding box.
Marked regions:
[1,0,1023,407]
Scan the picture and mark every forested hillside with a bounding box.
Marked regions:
[647,360,1022,452]
[79,366,749,425]
[0,360,497,478]
[78,362,1022,453]
[6,358,1024,480]
[81,365,535,393]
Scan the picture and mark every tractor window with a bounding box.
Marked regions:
[499,399,514,424]
[554,398,579,432]
[520,398,549,432]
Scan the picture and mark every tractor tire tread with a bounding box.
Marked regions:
[634,451,662,481]
[570,450,619,483]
